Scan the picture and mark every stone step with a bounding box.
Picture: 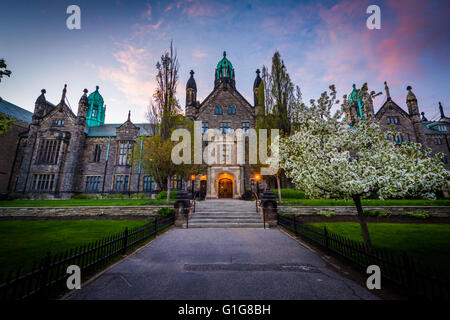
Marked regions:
[191,213,261,219]
[182,222,268,228]
[189,218,263,223]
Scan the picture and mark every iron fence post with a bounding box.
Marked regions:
[122,227,128,255]
[154,216,158,234]
[293,215,297,235]
[402,252,413,297]
[39,252,51,298]
[324,227,330,253]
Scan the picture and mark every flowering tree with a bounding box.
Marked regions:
[274,85,450,247]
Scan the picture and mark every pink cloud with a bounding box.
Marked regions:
[96,44,156,108]
[141,2,152,20]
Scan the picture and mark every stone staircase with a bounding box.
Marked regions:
[183,199,267,228]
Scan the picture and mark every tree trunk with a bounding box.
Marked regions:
[352,194,372,249]
[166,176,171,204]
[276,172,282,203]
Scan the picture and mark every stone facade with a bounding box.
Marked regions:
[347,82,450,172]
[0,99,33,195]
[6,86,169,199]
[2,56,449,200]
[185,52,262,199]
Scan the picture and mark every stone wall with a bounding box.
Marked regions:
[279,206,450,218]
[0,205,171,219]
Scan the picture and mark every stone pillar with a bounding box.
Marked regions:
[174,190,193,227]
[260,188,278,227]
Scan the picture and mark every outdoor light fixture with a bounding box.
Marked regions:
[254,174,261,195]
[190,174,196,199]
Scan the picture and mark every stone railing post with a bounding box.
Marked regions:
[174,190,193,227]
[260,189,278,228]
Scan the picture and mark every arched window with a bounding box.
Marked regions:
[215,106,223,115]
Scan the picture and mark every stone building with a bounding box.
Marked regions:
[0,99,33,195]
[6,86,169,199]
[2,52,448,199]
[346,82,450,171]
[185,52,262,199]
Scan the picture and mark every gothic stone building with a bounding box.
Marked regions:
[345,82,450,172]
[2,52,449,199]
[185,51,263,199]
[6,86,167,199]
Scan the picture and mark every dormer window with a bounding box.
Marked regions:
[53,119,64,126]
[387,117,399,124]
[215,106,223,115]
[437,124,447,132]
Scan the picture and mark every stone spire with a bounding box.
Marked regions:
[61,84,67,104]
[439,102,446,118]
[253,69,262,107]
[77,89,89,122]
[384,81,391,101]
[405,86,425,145]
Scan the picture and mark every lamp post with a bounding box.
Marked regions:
[190,174,196,199]
[254,173,261,197]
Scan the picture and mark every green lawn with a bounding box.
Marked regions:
[306,222,450,269]
[280,199,450,206]
[0,220,149,274]
[0,199,171,207]
[2,198,449,207]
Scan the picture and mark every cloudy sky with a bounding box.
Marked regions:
[0,0,449,123]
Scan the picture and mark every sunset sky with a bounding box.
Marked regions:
[0,0,449,123]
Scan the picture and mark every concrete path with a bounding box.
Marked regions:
[68,228,378,300]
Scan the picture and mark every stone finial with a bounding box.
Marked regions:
[128,110,131,121]
[190,70,194,77]
[36,89,47,104]
[421,112,428,121]
[406,86,417,102]
[439,102,445,118]
[61,84,67,103]
[223,51,226,58]
[83,89,88,96]
[256,69,261,76]
[384,81,391,100]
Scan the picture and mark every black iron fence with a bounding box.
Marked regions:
[278,213,450,300]
[0,215,174,300]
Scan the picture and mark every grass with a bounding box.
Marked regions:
[0,199,171,207]
[279,198,450,206]
[0,220,150,274]
[306,222,450,269]
[1,198,449,207]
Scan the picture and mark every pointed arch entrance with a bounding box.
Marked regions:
[217,173,234,199]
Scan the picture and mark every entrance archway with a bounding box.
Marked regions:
[217,173,234,199]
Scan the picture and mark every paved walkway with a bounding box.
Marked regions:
[68,228,378,300]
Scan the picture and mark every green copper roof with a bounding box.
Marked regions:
[216,51,234,80]
[86,86,106,127]
[88,86,104,107]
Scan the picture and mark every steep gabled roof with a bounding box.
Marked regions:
[375,98,410,119]
[0,98,33,123]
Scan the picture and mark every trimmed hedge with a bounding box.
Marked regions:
[156,190,178,200]
[273,188,307,199]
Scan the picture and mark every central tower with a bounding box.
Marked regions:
[214,51,236,89]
